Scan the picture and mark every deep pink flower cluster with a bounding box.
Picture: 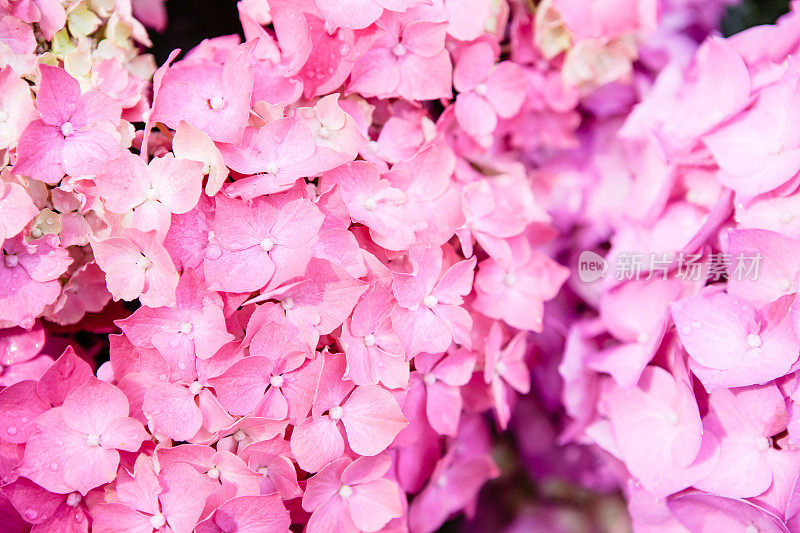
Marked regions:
[544,2,800,531]
[0,1,585,531]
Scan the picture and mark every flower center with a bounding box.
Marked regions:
[259,237,274,251]
[208,96,225,110]
[146,188,159,201]
[270,375,285,388]
[61,122,74,136]
[756,436,770,451]
[338,485,353,499]
[495,361,507,376]
[392,43,406,56]
[206,466,220,479]
[474,83,488,96]
[86,434,100,447]
[4,255,18,268]
[265,161,278,175]
[66,492,81,507]
[318,126,331,139]
[179,322,193,335]
[422,373,436,386]
[665,411,679,425]
[363,197,378,211]
[188,381,203,395]
[281,298,294,310]
[232,429,247,442]
[503,273,516,286]
[329,405,343,421]
[423,295,438,308]
[363,333,376,347]
[150,513,166,529]
[746,333,762,348]
[781,278,793,292]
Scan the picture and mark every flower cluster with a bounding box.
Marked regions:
[549,2,800,531]
[0,1,587,531]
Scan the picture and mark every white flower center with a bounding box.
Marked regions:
[423,295,438,308]
[257,466,269,474]
[4,255,18,268]
[636,331,649,344]
[86,434,100,447]
[179,322,193,335]
[363,333,376,347]
[265,161,279,175]
[503,273,516,286]
[756,436,770,451]
[422,373,436,386]
[338,485,353,499]
[61,122,74,136]
[66,493,81,507]
[146,188,159,201]
[745,525,759,533]
[232,429,247,441]
[363,197,378,211]
[329,405,343,421]
[188,381,203,395]
[206,466,220,479]
[150,513,166,529]
[281,298,294,310]
[746,333,762,348]
[392,43,406,56]
[781,278,793,292]
[208,96,225,110]
[495,361,507,376]
[474,83,488,96]
[270,375,284,388]
[781,212,794,224]
[259,237,274,251]
[665,411,679,425]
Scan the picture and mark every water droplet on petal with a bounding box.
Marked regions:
[24,509,37,520]
[6,427,17,436]
[49,462,59,471]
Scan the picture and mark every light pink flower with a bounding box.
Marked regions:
[349,12,453,101]
[302,454,403,533]
[391,245,475,357]
[91,229,179,308]
[19,378,148,494]
[454,41,526,137]
[13,65,121,184]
